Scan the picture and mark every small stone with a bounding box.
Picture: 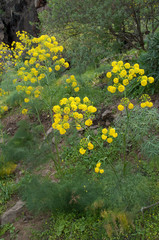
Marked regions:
[102,110,112,120]
[0,200,25,225]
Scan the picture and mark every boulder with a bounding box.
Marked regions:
[0,200,25,225]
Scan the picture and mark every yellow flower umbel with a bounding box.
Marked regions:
[52,96,97,135]
[101,127,118,144]
[106,60,155,99]
[95,162,104,174]
[79,138,94,155]
[66,75,80,92]
[140,94,153,108]
[117,98,134,112]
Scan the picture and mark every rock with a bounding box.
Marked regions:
[0,200,25,225]
[0,0,46,44]
[102,109,112,120]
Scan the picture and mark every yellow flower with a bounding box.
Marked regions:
[101,134,107,140]
[106,72,112,78]
[64,107,70,114]
[76,124,82,130]
[134,63,139,69]
[128,103,134,109]
[111,61,117,67]
[88,142,94,150]
[140,102,146,108]
[120,70,127,78]
[129,69,135,75]
[83,97,89,103]
[95,167,100,173]
[113,78,119,84]
[74,87,79,92]
[55,65,60,71]
[72,81,77,87]
[24,98,29,103]
[75,97,81,103]
[139,69,144,75]
[22,109,28,115]
[3,106,8,111]
[100,169,104,174]
[141,80,147,86]
[102,128,108,134]
[123,79,129,86]
[63,123,70,129]
[109,86,116,93]
[96,162,101,168]
[146,101,153,108]
[64,62,69,68]
[118,61,123,66]
[59,128,66,135]
[118,104,124,111]
[109,128,115,136]
[60,98,68,105]
[148,77,154,83]
[66,78,71,83]
[53,105,61,113]
[79,147,86,155]
[49,67,52,72]
[52,56,58,61]
[113,132,118,138]
[85,119,93,126]
[107,138,113,143]
[26,90,31,95]
[87,106,97,113]
[78,104,87,111]
[118,85,125,92]
[124,63,130,69]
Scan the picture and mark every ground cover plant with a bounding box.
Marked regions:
[0,29,159,239]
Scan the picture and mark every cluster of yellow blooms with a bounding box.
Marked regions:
[0,88,9,117]
[140,94,153,108]
[118,98,134,111]
[0,162,17,177]
[0,42,12,73]
[66,75,80,92]
[101,127,118,143]
[0,88,8,97]
[106,61,154,94]
[7,32,71,116]
[52,96,97,135]
[15,84,43,114]
[94,162,104,174]
[79,137,94,155]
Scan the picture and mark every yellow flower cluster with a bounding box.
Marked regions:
[94,162,104,174]
[107,61,154,93]
[101,127,118,143]
[66,75,80,92]
[140,94,153,108]
[140,76,154,86]
[79,137,94,155]
[0,105,8,118]
[0,162,17,177]
[0,88,8,97]
[0,42,12,72]
[118,98,134,111]
[22,108,28,115]
[52,96,97,135]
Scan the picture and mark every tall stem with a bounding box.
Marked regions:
[89,135,119,181]
[123,106,130,176]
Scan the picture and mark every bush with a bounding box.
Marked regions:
[139,32,159,93]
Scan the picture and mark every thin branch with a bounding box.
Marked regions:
[140,201,159,214]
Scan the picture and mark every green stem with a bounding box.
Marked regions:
[123,106,130,176]
[34,105,61,174]
[88,135,119,181]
